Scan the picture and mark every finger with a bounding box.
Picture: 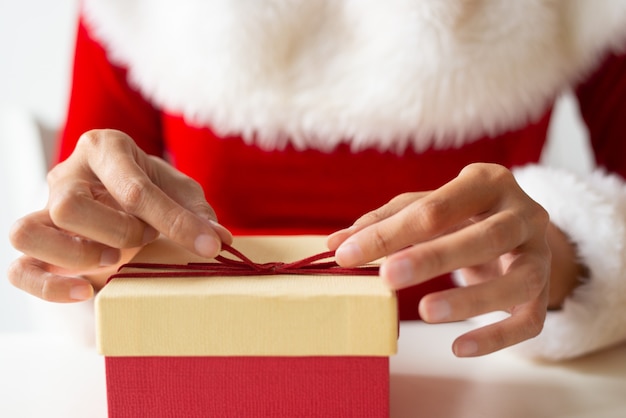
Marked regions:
[48,177,159,249]
[334,178,499,266]
[206,219,234,245]
[327,226,357,251]
[80,131,223,258]
[109,178,223,257]
[456,263,503,286]
[451,297,547,357]
[379,210,529,289]
[7,256,94,303]
[327,192,428,250]
[149,157,233,245]
[10,211,122,271]
[417,252,549,323]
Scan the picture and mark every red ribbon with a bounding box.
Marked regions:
[107,244,379,283]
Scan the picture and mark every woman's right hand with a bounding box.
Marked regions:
[8,129,232,302]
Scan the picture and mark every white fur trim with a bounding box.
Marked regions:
[505,166,626,360]
[82,0,626,152]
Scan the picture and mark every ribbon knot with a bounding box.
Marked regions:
[107,243,379,283]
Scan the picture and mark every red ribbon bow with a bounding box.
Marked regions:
[107,244,379,283]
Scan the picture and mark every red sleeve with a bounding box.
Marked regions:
[575,50,626,180]
[56,15,164,165]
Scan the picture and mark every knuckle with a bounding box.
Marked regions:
[76,129,126,149]
[460,162,491,178]
[459,162,483,177]
[369,227,395,256]
[118,223,146,248]
[75,129,136,167]
[416,244,446,275]
[523,264,549,301]
[466,288,490,315]
[186,177,205,195]
[388,192,419,207]
[48,192,80,229]
[354,210,385,228]
[183,179,211,206]
[411,198,449,236]
[106,222,138,248]
[490,164,514,183]
[188,201,217,221]
[40,275,61,302]
[117,178,150,214]
[488,327,508,352]
[7,258,45,300]
[523,308,546,338]
[530,202,550,228]
[63,237,98,270]
[6,259,24,289]
[46,163,64,185]
[8,217,31,251]
[483,213,520,253]
[75,129,104,151]
[461,163,512,184]
[162,208,190,240]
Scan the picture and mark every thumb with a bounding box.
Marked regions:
[174,194,234,247]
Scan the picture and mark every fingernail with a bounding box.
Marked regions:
[455,340,479,357]
[195,234,220,258]
[69,284,93,301]
[100,248,120,266]
[424,300,451,322]
[380,258,415,288]
[335,241,364,266]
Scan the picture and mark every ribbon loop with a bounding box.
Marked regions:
[107,244,379,283]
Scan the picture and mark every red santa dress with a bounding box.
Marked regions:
[58,0,626,360]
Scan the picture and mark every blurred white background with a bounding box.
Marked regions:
[1,0,80,333]
[0,0,594,335]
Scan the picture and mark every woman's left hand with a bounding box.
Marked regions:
[328,163,551,357]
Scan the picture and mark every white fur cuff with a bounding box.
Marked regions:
[510,165,626,360]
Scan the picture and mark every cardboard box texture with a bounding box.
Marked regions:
[96,236,398,417]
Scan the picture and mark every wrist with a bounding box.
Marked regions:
[545,222,588,309]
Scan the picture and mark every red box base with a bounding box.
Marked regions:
[105,356,389,417]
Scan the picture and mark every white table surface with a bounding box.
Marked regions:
[1,320,625,418]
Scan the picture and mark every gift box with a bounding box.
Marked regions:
[96,236,398,417]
